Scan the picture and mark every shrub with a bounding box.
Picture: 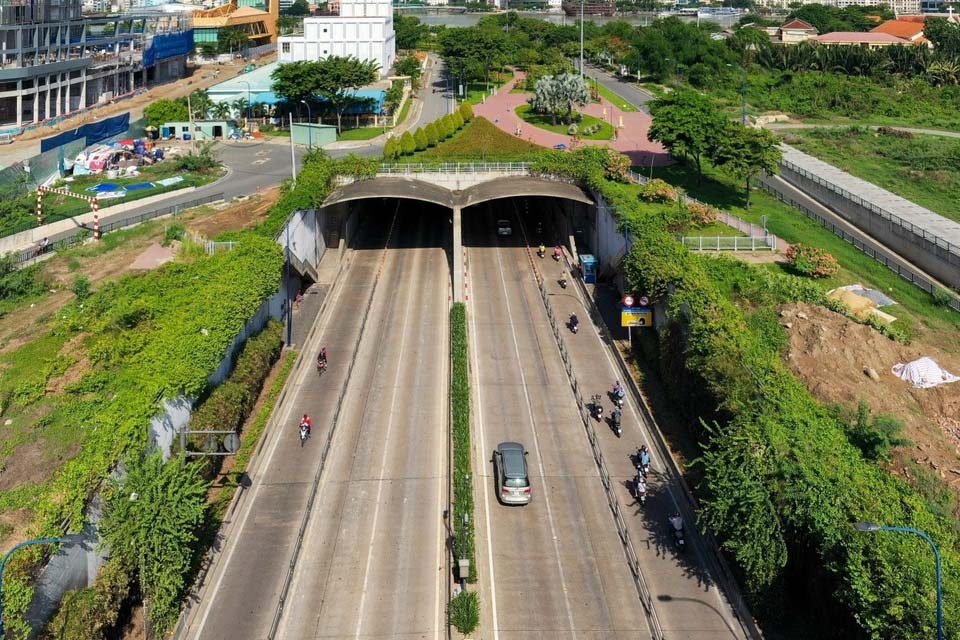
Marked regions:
[399,131,416,155]
[452,111,464,130]
[414,127,428,151]
[44,559,131,640]
[931,287,956,307]
[449,590,479,634]
[637,178,677,203]
[687,201,720,227]
[0,256,48,302]
[71,276,91,301]
[459,102,474,122]
[383,137,399,160]
[425,122,439,147]
[567,123,578,136]
[785,243,839,278]
[844,401,910,461]
[450,303,476,582]
[163,222,185,246]
[173,142,220,173]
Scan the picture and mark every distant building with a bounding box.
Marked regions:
[816,31,915,47]
[277,0,395,78]
[192,0,279,51]
[758,0,920,15]
[870,18,930,45]
[775,17,819,43]
[0,2,193,129]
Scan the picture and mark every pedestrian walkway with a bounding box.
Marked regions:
[780,144,960,252]
[473,73,669,166]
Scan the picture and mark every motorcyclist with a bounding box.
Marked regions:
[300,413,312,436]
[612,406,622,426]
[318,346,328,368]
[635,474,647,500]
[670,513,684,533]
[570,313,579,329]
[538,243,546,257]
[638,445,651,471]
[613,381,625,399]
[553,245,562,259]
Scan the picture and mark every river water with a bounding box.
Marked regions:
[416,11,742,28]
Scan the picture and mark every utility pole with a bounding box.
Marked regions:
[186,92,196,152]
[288,112,297,185]
[579,0,584,79]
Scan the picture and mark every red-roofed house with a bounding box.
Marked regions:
[776,18,819,44]
[871,19,930,46]
[816,32,914,48]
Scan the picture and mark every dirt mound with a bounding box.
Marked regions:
[782,303,960,487]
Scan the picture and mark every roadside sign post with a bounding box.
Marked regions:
[621,293,652,344]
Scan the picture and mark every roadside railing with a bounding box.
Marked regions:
[679,235,778,251]
[759,179,960,312]
[12,192,225,266]
[779,155,960,259]
[377,161,531,174]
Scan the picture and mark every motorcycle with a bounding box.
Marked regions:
[317,359,327,376]
[590,394,604,422]
[612,384,625,409]
[537,247,545,259]
[635,477,647,506]
[670,513,686,551]
[559,276,567,289]
[553,248,561,262]
[637,448,651,478]
[299,422,310,447]
[570,315,579,334]
[611,408,622,438]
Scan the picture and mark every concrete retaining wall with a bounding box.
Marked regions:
[780,166,960,289]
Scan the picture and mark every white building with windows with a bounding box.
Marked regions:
[276,0,395,78]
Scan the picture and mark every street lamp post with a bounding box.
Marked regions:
[726,64,747,125]
[854,522,944,640]
[300,99,313,150]
[240,80,252,122]
[579,0,584,79]
[0,538,64,638]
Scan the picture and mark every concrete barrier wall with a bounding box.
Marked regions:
[781,166,960,289]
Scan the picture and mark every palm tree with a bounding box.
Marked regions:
[210,102,231,119]
[232,97,250,119]
[927,59,960,87]
[189,89,213,120]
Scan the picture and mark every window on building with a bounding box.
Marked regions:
[282,42,290,53]
[323,50,328,54]
[322,28,327,33]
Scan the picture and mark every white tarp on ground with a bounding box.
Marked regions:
[892,357,960,389]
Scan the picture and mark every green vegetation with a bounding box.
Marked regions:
[337,126,387,141]
[383,104,473,160]
[414,116,541,162]
[0,236,283,638]
[143,98,188,128]
[448,589,479,634]
[515,105,613,140]
[463,72,514,106]
[271,57,381,133]
[450,303,475,584]
[786,127,960,223]
[591,80,639,112]
[45,558,131,640]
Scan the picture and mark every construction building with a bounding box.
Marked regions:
[0,0,194,130]
[191,0,278,51]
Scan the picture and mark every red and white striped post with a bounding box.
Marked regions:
[36,189,43,225]
[92,198,100,240]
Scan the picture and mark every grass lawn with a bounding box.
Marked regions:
[515,104,613,140]
[260,128,290,137]
[337,126,386,141]
[783,128,960,224]
[591,81,639,112]
[687,221,748,237]
[415,116,542,162]
[464,72,514,105]
[650,162,960,334]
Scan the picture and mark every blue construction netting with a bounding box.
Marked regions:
[143,29,194,68]
[40,112,131,153]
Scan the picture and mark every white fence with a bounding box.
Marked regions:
[679,235,778,251]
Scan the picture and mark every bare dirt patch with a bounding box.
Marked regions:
[186,188,279,239]
[47,334,90,395]
[0,440,53,492]
[0,508,35,550]
[782,302,960,493]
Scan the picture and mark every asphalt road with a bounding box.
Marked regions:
[273,204,450,639]
[584,65,656,113]
[466,201,749,640]
[465,205,651,639]
[180,202,451,640]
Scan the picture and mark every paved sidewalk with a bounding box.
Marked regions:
[474,72,670,166]
[781,144,960,251]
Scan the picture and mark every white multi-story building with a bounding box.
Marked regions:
[276,0,395,77]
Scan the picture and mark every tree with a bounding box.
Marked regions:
[188,89,213,119]
[527,73,589,125]
[314,56,380,133]
[271,60,322,105]
[383,136,399,160]
[414,127,428,151]
[284,0,309,15]
[710,122,782,208]
[459,102,473,122]
[425,121,439,146]
[143,98,188,128]
[647,89,726,184]
[395,14,429,50]
[400,130,416,155]
[452,111,464,130]
[925,17,960,57]
[217,26,248,54]
[393,55,422,89]
[99,453,208,632]
[232,97,250,118]
[210,102,231,119]
[199,42,218,58]
[439,115,454,139]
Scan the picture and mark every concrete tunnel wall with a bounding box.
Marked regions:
[324,177,595,303]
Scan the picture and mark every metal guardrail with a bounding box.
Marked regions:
[759,180,960,313]
[266,205,401,639]
[378,161,531,174]
[679,235,778,251]
[780,157,960,259]
[13,192,225,266]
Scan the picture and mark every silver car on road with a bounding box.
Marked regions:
[494,441,531,505]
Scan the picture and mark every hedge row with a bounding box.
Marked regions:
[384,102,474,160]
[450,303,476,584]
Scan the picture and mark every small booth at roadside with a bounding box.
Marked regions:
[580,254,597,284]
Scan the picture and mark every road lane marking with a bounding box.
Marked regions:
[467,247,500,640]
[435,245,449,640]
[191,249,353,639]
[491,235,577,636]
[354,243,422,639]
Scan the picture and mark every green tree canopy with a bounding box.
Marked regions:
[647,89,726,184]
[710,122,782,208]
[400,130,416,155]
[527,73,589,125]
[273,57,380,133]
[217,26,248,54]
[143,98,188,128]
[394,14,429,50]
[271,60,322,105]
[425,121,439,146]
[284,0,309,15]
[414,127,428,151]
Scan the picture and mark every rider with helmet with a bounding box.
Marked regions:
[300,413,312,436]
